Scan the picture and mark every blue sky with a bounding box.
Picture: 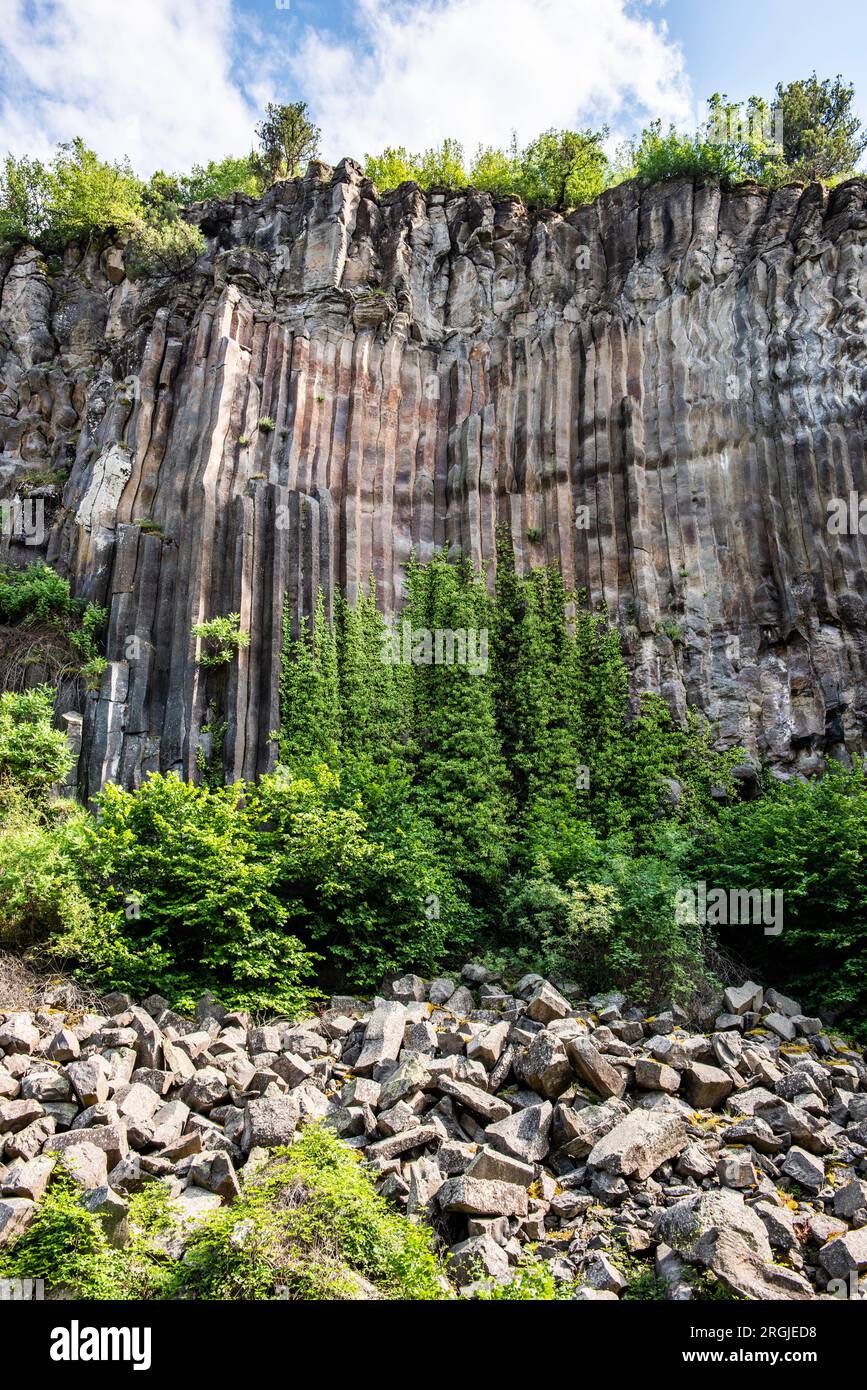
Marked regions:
[1,0,865,175]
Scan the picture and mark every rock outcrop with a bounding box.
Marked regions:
[1,165,866,794]
[2,969,866,1299]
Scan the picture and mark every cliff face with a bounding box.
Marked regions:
[1,161,866,795]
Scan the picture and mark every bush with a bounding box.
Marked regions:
[191,612,251,667]
[496,828,705,1006]
[126,217,205,277]
[0,564,107,689]
[251,761,458,987]
[0,1166,123,1298]
[54,771,319,1015]
[172,1125,446,1300]
[0,790,93,946]
[694,763,867,1033]
[0,563,73,625]
[0,687,72,796]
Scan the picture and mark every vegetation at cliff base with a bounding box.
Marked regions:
[2,546,867,1032]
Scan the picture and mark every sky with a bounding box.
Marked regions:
[0,0,865,176]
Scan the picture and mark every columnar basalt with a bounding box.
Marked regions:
[1,162,865,795]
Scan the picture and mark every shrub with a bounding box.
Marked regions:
[0,1166,124,1299]
[0,789,93,947]
[258,416,276,432]
[623,119,745,185]
[0,687,72,796]
[172,1125,446,1300]
[0,565,107,688]
[126,217,205,277]
[191,612,251,667]
[477,1252,578,1299]
[54,771,319,1015]
[0,563,73,625]
[251,761,457,987]
[694,763,867,1033]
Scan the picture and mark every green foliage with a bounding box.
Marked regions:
[192,612,251,667]
[53,771,319,1015]
[477,1251,578,1299]
[418,138,467,189]
[0,563,107,690]
[404,553,512,890]
[0,153,49,246]
[253,102,321,184]
[0,789,93,944]
[0,1166,123,1298]
[366,127,608,206]
[694,763,867,1033]
[772,72,866,181]
[0,687,72,797]
[126,217,205,277]
[469,139,522,197]
[0,563,74,624]
[0,139,144,251]
[258,416,276,432]
[519,127,609,207]
[621,117,746,186]
[251,763,453,988]
[172,1125,446,1300]
[145,156,262,216]
[364,146,423,190]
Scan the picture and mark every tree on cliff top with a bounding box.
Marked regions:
[773,73,866,181]
[253,101,321,184]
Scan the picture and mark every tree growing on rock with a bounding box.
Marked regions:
[254,102,321,184]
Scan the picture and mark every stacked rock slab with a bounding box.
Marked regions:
[2,971,867,1299]
[1,168,866,794]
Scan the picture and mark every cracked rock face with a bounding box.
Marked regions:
[1,164,866,793]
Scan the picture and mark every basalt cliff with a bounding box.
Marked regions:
[1,161,866,796]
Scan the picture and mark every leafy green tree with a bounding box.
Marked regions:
[418,138,467,188]
[334,583,410,764]
[364,146,423,190]
[252,765,453,986]
[126,218,205,277]
[772,72,867,181]
[470,139,522,196]
[519,128,609,208]
[55,771,319,1014]
[43,138,144,247]
[254,102,321,184]
[0,154,50,246]
[694,763,867,1033]
[279,595,340,765]
[181,155,262,203]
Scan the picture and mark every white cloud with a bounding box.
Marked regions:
[292,0,694,161]
[0,0,260,174]
[0,0,695,177]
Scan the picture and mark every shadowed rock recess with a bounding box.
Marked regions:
[1,162,866,794]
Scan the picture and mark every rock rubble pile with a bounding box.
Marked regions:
[2,969,867,1299]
